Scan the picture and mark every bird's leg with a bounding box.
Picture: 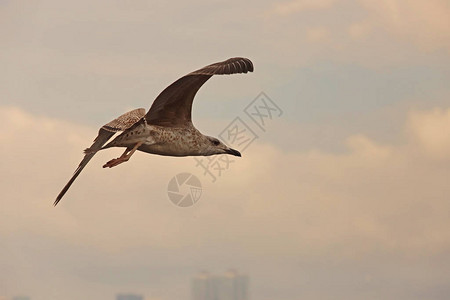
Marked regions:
[102,149,130,168]
[103,141,143,168]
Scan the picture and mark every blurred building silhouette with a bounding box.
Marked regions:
[192,271,214,300]
[13,297,30,300]
[116,294,144,300]
[192,270,249,300]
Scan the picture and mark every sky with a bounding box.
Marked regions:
[1,0,450,300]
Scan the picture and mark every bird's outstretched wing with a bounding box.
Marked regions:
[54,108,146,206]
[145,57,253,128]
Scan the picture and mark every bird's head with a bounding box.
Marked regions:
[204,136,241,157]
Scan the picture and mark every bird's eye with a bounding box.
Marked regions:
[212,140,220,146]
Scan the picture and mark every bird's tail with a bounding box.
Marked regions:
[54,129,114,206]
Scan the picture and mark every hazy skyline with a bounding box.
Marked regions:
[1,1,450,300]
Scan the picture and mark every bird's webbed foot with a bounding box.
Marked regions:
[103,156,130,168]
[102,141,143,168]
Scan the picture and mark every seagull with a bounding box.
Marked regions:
[54,57,253,206]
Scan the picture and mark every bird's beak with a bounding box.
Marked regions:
[225,148,241,157]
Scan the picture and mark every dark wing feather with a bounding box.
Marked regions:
[145,57,253,127]
[54,108,146,206]
[54,129,113,206]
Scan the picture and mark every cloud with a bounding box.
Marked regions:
[269,0,337,16]
[263,0,450,68]
[1,1,448,299]
[357,0,450,51]
[306,27,331,43]
[407,107,450,160]
[1,104,448,254]
[1,105,450,299]
[268,0,450,52]
[348,21,372,39]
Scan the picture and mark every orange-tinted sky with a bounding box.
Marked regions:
[1,1,450,300]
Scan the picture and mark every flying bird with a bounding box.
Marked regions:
[54,57,254,206]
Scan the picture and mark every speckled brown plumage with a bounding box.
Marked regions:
[55,57,253,206]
